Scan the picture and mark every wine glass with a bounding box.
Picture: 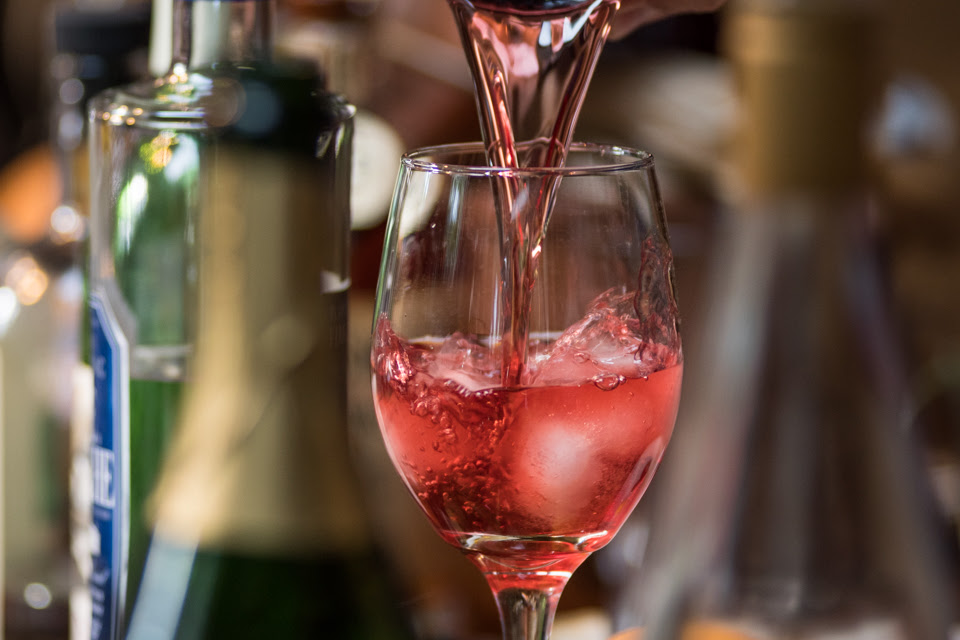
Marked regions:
[371,142,683,640]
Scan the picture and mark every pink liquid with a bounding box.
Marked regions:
[447,0,619,386]
[447,0,618,168]
[372,291,682,576]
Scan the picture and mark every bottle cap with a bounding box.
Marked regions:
[723,0,880,194]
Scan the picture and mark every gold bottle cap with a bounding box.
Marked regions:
[722,0,880,195]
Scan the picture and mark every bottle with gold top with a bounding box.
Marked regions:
[122,42,414,633]
[614,0,958,638]
[88,1,412,638]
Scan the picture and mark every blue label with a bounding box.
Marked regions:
[90,294,129,640]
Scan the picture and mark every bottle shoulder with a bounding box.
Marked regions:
[89,60,354,138]
[204,59,356,131]
[89,75,207,130]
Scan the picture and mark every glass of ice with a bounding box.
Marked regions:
[371,142,683,640]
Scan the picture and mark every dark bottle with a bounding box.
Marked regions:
[123,20,415,636]
[122,72,415,633]
[88,1,412,639]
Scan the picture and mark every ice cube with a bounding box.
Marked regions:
[508,410,603,527]
[430,332,500,391]
[528,288,649,386]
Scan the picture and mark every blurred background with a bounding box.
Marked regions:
[0,0,958,638]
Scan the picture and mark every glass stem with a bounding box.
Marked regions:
[477,553,582,640]
[493,583,565,640]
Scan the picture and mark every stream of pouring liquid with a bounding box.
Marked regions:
[447,0,620,385]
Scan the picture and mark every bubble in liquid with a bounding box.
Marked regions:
[592,372,624,391]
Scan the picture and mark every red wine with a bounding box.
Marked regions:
[447,0,619,385]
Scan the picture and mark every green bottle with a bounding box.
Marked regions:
[119,4,414,636]
[123,67,414,634]
[88,1,413,638]
[87,6,200,638]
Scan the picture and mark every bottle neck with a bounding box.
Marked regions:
[170,0,273,72]
[722,0,878,198]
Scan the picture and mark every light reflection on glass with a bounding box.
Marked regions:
[116,173,149,255]
[141,131,178,173]
[109,104,127,126]
[0,286,20,336]
[161,134,198,183]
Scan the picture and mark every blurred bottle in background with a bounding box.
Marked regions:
[0,146,77,639]
[121,32,415,630]
[83,0,212,635]
[88,0,419,638]
[47,7,152,640]
[0,5,149,639]
[51,3,151,230]
[611,0,959,638]
[869,2,960,550]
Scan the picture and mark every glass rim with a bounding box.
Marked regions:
[401,141,655,177]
